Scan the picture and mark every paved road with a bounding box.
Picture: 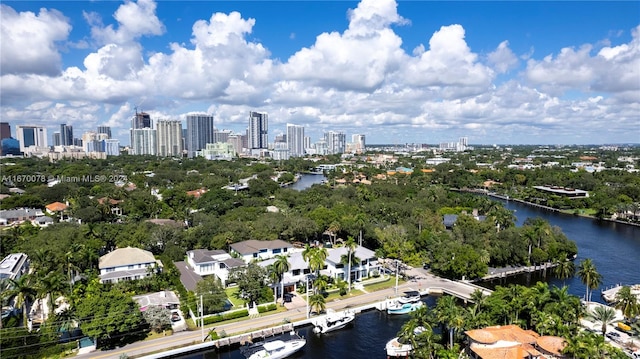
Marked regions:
[76,268,488,359]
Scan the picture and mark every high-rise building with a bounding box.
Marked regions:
[103,139,120,156]
[156,119,183,157]
[248,111,268,149]
[60,124,73,146]
[16,125,48,152]
[324,131,346,154]
[82,132,98,152]
[52,132,61,146]
[351,134,366,154]
[132,112,151,129]
[228,134,243,156]
[97,126,112,138]
[286,124,305,157]
[1,137,21,156]
[214,129,233,144]
[0,122,11,140]
[186,113,215,158]
[131,128,157,155]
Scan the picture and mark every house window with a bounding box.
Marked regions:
[106,268,115,273]
[253,253,258,258]
[336,264,344,269]
[293,269,300,276]
[128,265,134,270]
[283,248,288,253]
[272,248,281,254]
[259,249,268,254]
[303,269,310,274]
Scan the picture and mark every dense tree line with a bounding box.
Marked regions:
[0,152,589,356]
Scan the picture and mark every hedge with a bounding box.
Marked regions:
[257,303,277,313]
[202,309,249,325]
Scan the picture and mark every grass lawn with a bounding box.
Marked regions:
[225,287,245,308]
[363,277,405,292]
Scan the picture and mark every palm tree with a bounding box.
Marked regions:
[342,237,358,292]
[307,246,328,280]
[613,285,639,322]
[272,255,291,305]
[577,258,602,302]
[327,221,341,246]
[37,271,67,318]
[554,256,575,286]
[308,293,326,315]
[590,305,616,336]
[266,264,279,302]
[353,213,366,246]
[3,275,37,328]
[434,295,461,349]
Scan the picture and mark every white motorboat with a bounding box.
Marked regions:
[397,290,421,304]
[387,300,424,315]
[385,326,426,357]
[242,332,306,359]
[312,309,356,334]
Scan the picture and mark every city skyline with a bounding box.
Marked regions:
[0,0,638,145]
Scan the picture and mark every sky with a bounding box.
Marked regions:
[1,0,639,146]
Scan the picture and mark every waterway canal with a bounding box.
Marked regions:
[180,178,640,358]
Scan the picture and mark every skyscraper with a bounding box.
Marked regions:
[156,119,183,157]
[131,128,157,155]
[0,122,10,140]
[186,113,215,158]
[60,124,73,146]
[324,131,346,154]
[103,139,120,156]
[286,124,305,157]
[132,112,151,129]
[248,111,268,149]
[52,132,61,147]
[351,134,366,154]
[97,126,112,138]
[16,125,48,152]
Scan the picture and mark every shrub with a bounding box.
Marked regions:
[257,303,277,313]
[202,309,249,325]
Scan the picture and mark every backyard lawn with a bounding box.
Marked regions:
[225,286,245,308]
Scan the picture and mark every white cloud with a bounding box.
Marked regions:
[281,0,406,91]
[487,41,519,73]
[0,5,71,75]
[0,0,638,145]
[85,0,164,45]
[398,25,494,95]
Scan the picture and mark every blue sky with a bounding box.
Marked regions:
[1,0,638,146]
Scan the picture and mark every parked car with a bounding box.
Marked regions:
[171,312,181,322]
[283,293,294,303]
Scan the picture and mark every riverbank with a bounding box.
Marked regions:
[75,268,487,359]
[477,190,640,228]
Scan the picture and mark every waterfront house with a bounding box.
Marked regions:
[185,249,245,286]
[98,247,163,284]
[0,208,44,225]
[258,245,380,294]
[230,239,293,263]
[31,216,54,227]
[465,325,566,359]
[0,253,29,283]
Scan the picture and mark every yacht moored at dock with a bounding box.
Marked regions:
[397,290,421,304]
[241,331,306,359]
[312,309,355,334]
[387,301,424,315]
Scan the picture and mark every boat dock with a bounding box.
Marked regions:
[83,269,493,359]
[475,261,559,282]
[601,284,640,303]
